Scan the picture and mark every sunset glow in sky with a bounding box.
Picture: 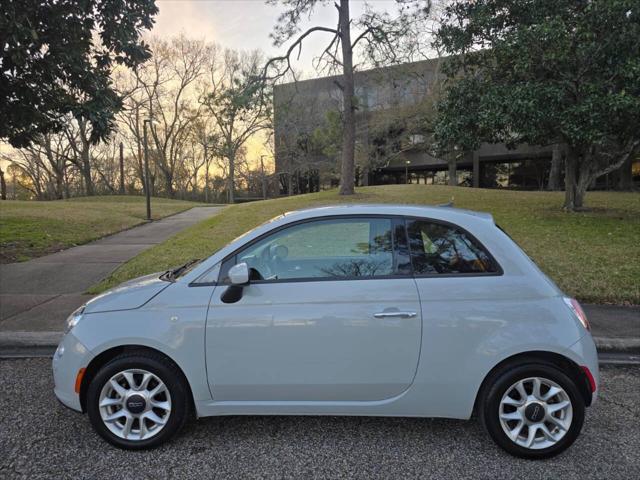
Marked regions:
[150,0,403,166]
[152,0,401,77]
[0,1,406,173]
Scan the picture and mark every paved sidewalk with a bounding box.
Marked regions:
[0,207,222,339]
[584,304,640,352]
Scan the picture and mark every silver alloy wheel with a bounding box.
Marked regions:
[498,376,573,450]
[98,369,172,441]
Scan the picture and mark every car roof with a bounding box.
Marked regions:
[278,204,495,225]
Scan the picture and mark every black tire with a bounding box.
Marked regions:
[479,362,585,459]
[86,351,190,450]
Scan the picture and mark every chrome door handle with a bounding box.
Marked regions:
[373,311,417,318]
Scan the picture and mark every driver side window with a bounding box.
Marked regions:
[222,217,395,282]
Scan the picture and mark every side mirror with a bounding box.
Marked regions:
[221,263,249,304]
[228,262,249,286]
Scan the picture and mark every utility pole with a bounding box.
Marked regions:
[119,142,125,194]
[260,155,268,200]
[143,119,153,221]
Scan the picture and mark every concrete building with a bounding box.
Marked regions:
[273,58,636,194]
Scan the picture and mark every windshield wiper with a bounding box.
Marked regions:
[160,259,201,282]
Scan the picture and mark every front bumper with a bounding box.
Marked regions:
[52,332,90,412]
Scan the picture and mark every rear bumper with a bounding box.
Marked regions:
[567,332,599,406]
[52,332,90,412]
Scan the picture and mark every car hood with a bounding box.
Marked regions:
[83,272,171,314]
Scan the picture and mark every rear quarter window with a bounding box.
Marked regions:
[407,219,499,275]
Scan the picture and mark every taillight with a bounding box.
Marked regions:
[563,297,590,331]
[581,366,597,393]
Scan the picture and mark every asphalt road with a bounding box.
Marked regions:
[1,360,638,480]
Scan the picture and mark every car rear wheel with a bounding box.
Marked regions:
[479,362,585,459]
[86,352,189,449]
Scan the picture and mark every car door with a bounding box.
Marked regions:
[205,216,422,402]
[405,217,505,376]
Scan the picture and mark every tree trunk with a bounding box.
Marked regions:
[204,144,210,203]
[55,170,64,199]
[618,155,633,190]
[164,170,175,198]
[78,120,94,196]
[338,0,355,195]
[82,157,94,196]
[192,172,199,198]
[63,168,70,198]
[228,150,235,203]
[548,144,563,191]
[153,146,175,198]
[286,156,293,195]
[0,167,6,200]
[361,168,369,186]
[563,149,579,211]
[575,161,595,209]
[448,153,457,186]
[78,118,94,196]
[119,142,125,194]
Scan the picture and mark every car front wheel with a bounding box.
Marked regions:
[480,362,585,459]
[86,351,190,449]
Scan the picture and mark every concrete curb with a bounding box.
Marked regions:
[0,331,63,348]
[593,336,640,353]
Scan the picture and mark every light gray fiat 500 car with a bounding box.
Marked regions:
[53,204,598,458]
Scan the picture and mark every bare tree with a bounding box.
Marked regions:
[113,65,153,194]
[264,0,432,195]
[189,116,219,203]
[4,34,276,203]
[4,149,49,199]
[62,116,96,195]
[30,133,72,198]
[128,36,209,197]
[3,130,76,199]
[201,49,271,203]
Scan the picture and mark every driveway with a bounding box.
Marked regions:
[0,207,222,338]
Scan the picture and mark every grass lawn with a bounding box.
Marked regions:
[91,185,640,305]
[0,196,204,263]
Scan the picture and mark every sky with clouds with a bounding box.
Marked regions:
[152,0,403,78]
[1,1,411,168]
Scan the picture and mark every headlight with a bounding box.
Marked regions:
[64,306,85,334]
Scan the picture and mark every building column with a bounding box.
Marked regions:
[473,152,480,188]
